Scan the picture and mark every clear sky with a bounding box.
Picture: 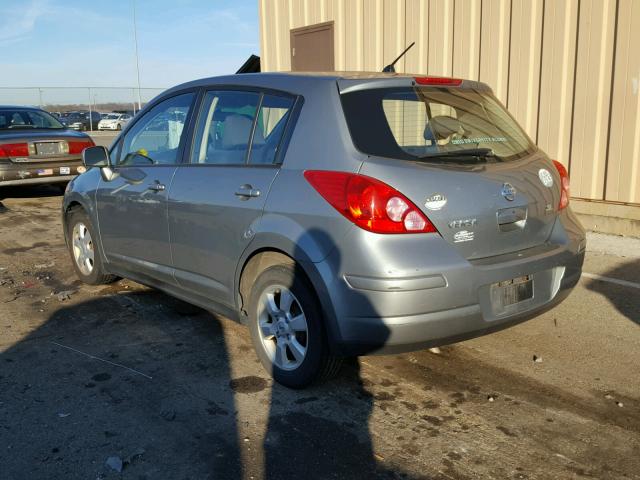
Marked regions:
[0,0,259,105]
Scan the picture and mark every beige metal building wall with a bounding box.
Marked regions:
[259,0,640,206]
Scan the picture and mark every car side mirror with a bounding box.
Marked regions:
[82,146,110,168]
[82,146,119,182]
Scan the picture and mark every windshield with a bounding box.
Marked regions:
[340,86,535,162]
[105,114,120,119]
[0,109,65,130]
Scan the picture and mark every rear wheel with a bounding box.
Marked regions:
[66,208,117,285]
[248,264,342,388]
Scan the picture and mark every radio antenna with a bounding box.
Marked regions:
[382,42,416,73]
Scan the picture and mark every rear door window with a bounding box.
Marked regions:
[341,87,535,162]
[190,90,261,165]
[190,91,295,166]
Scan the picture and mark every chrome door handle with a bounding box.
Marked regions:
[148,182,166,192]
[234,184,261,199]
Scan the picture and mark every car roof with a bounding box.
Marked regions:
[0,105,44,110]
[165,71,491,96]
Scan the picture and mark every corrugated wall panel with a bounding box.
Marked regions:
[570,0,616,200]
[329,0,347,70]
[258,0,640,205]
[363,0,384,71]
[404,0,429,74]
[289,0,305,29]
[478,0,511,103]
[258,0,268,70]
[345,0,364,70]
[507,0,543,141]
[428,0,454,76]
[537,0,578,167]
[383,0,406,73]
[305,0,323,24]
[275,0,292,71]
[606,0,640,203]
[452,0,481,80]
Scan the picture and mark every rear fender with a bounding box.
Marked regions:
[234,229,342,354]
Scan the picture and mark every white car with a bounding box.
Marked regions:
[98,113,131,131]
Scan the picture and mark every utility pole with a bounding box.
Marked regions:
[132,0,143,111]
[88,87,93,132]
[38,88,43,109]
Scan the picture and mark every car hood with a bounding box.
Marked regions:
[0,129,90,142]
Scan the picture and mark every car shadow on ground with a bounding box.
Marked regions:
[0,291,421,479]
[0,184,65,202]
[585,259,640,326]
[0,232,423,479]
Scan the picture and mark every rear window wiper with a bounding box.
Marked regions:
[417,148,495,163]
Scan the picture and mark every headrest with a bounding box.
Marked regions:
[221,115,253,148]
[221,114,266,148]
[424,115,464,141]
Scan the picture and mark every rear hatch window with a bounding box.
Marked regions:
[340,86,536,163]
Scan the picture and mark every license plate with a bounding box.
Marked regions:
[60,166,70,175]
[35,142,60,155]
[495,275,533,306]
[37,168,53,176]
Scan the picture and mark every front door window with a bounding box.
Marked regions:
[120,92,195,166]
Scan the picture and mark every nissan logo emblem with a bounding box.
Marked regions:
[501,183,516,201]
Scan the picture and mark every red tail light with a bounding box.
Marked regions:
[304,170,438,234]
[553,160,570,210]
[68,139,95,155]
[0,143,29,158]
[414,76,462,86]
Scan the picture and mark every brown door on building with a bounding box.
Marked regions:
[290,21,334,71]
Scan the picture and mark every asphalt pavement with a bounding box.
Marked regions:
[88,131,118,149]
[0,185,638,479]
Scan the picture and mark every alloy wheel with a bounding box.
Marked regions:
[257,285,309,371]
[71,222,95,276]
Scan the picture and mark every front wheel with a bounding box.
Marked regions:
[247,264,342,388]
[66,208,117,285]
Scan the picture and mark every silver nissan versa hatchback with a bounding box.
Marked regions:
[63,72,585,388]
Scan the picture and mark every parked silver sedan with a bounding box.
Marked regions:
[62,72,586,388]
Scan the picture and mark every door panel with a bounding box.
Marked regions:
[97,166,177,283]
[169,167,278,303]
[96,92,195,283]
[168,90,294,305]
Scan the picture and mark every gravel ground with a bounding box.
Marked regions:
[0,186,638,480]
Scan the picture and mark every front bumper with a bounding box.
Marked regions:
[317,209,586,356]
[0,160,84,186]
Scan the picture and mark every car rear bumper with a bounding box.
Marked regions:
[316,209,586,356]
[0,160,83,186]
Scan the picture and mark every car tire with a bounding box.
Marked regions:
[116,124,122,131]
[66,207,117,285]
[247,263,342,389]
